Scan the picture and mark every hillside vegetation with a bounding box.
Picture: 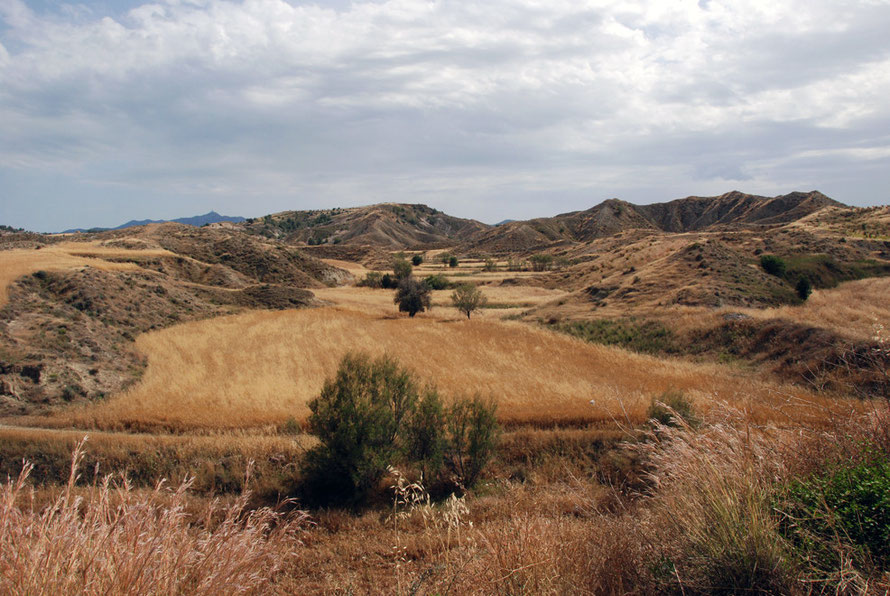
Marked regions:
[2,191,889,594]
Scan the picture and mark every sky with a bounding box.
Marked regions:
[1,0,889,232]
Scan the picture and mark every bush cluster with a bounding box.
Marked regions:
[301,353,499,506]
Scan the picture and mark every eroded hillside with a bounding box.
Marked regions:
[0,226,350,414]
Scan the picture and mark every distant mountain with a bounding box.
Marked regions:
[64,211,245,233]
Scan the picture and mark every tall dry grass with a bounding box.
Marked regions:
[744,277,890,342]
[0,441,308,595]
[51,306,840,432]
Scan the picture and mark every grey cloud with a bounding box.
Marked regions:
[1,0,889,232]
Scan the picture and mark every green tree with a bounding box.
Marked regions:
[448,256,459,268]
[393,258,413,281]
[529,253,553,271]
[394,276,432,317]
[450,283,487,319]
[796,277,813,301]
[411,254,423,266]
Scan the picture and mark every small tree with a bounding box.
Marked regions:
[529,253,553,272]
[303,353,419,504]
[483,258,498,272]
[394,276,432,317]
[451,284,487,319]
[393,258,413,281]
[448,255,459,268]
[796,277,813,301]
[411,254,423,266]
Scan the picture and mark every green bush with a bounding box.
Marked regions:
[424,273,450,290]
[760,255,787,277]
[795,277,812,301]
[447,395,499,489]
[302,353,419,505]
[358,271,383,288]
[392,258,413,280]
[300,353,500,505]
[411,254,423,266]
[380,273,398,289]
[449,256,459,268]
[404,389,447,482]
[780,455,890,571]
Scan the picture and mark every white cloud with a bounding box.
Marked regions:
[1,0,889,230]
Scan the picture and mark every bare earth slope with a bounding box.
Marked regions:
[0,226,350,415]
[242,203,489,249]
[465,191,844,254]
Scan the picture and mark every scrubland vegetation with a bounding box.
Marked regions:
[2,197,890,593]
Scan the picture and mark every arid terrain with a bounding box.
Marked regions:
[1,191,889,594]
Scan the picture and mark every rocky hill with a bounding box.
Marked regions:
[466,191,844,254]
[241,203,489,249]
[0,223,351,414]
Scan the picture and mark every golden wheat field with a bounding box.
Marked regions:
[55,300,842,432]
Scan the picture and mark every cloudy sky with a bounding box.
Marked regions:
[1,0,889,232]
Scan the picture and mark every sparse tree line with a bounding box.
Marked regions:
[358,254,488,319]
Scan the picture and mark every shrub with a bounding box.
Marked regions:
[450,283,487,319]
[424,273,450,290]
[394,276,432,317]
[780,455,890,571]
[795,277,812,301]
[448,256,459,268]
[411,254,423,266]
[358,271,383,288]
[303,353,419,505]
[760,254,786,277]
[447,396,499,488]
[404,389,447,482]
[301,354,500,505]
[392,258,413,281]
[380,273,398,289]
[529,254,553,271]
[483,258,497,272]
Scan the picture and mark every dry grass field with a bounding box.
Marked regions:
[0,242,170,307]
[743,276,890,341]
[51,302,841,432]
